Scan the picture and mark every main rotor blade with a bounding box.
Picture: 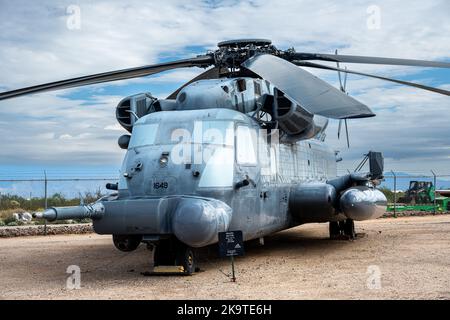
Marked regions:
[242,54,375,119]
[0,55,214,101]
[294,61,450,96]
[166,66,221,100]
[290,52,450,68]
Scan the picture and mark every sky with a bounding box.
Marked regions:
[0,0,449,190]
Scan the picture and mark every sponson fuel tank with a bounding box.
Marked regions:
[289,182,387,222]
[289,183,338,222]
[340,187,387,221]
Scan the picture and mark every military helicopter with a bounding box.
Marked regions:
[1,39,450,274]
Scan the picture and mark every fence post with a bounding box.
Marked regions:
[391,170,397,218]
[431,170,437,215]
[44,170,48,236]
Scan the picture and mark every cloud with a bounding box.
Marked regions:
[0,0,449,175]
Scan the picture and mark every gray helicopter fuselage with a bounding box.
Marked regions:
[93,107,338,245]
[40,77,386,249]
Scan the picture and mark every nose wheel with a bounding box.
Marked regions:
[176,245,196,275]
[329,219,356,240]
[152,239,197,275]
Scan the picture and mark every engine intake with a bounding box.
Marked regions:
[116,93,174,132]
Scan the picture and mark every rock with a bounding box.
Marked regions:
[13,212,33,223]
[0,224,94,238]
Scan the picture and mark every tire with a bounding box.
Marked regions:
[175,245,196,275]
[329,221,341,239]
[343,219,356,239]
[112,235,142,252]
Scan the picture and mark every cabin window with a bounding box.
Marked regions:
[270,147,277,176]
[128,123,159,148]
[236,79,246,92]
[254,81,261,96]
[236,126,257,165]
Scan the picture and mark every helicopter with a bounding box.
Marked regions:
[1,39,450,274]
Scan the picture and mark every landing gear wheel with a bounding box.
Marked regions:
[329,221,341,239]
[329,219,356,240]
[112,235,142,252]
[343,219,356,239]
[175,245,196,275]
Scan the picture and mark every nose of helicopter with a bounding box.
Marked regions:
[172,198,232,248]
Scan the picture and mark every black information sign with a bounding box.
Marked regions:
[218,230,244,257]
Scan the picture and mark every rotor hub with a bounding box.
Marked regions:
[217,39,272,48]
[213,38,280,69]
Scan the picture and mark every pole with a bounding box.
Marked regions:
[391,171,397,218]
[44,170,48,236]
[230,256,236,282]
[431,170,437,215]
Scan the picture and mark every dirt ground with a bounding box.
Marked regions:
[0,215,449,300]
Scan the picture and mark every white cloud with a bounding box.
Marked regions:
[0,0,449,173]
[104,123,125,131]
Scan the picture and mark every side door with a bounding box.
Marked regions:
[232,125,260,239]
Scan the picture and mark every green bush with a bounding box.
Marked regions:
[0,220,5,226]
[3,215,16,225]
[7,221,18,227]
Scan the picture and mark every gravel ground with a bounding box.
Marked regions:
[0,215,449,300]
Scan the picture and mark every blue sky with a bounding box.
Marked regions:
[0,0,450,196]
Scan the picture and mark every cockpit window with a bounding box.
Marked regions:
[193,121,234,146]
[128,123,159,148]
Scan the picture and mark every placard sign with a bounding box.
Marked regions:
[218,230,244,257]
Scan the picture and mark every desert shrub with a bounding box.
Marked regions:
[9,200,20,209]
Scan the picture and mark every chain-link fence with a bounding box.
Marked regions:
[381,172,450,217]
[0,171,118,232]
[1,170,449,229]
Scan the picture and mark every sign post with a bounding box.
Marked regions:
[230,256,236,282]
[218,230,244,282]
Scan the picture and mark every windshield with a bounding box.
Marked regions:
[128,123,159,149]
[128,120,234,149]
